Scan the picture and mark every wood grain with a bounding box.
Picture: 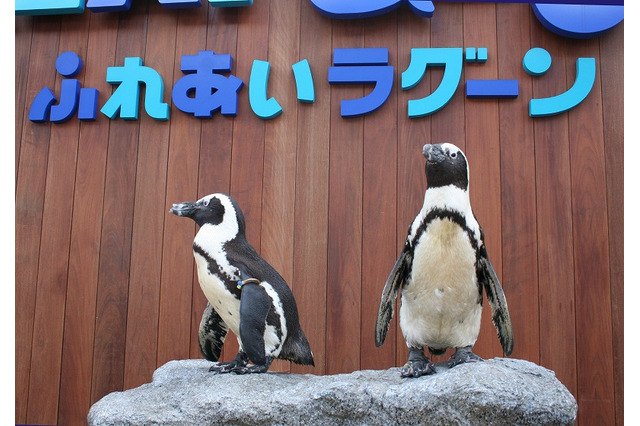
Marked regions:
[290,0,331,375]
[14,16,33,182]
[531,17,578,400]
[360,13,398,371]
[26,13,89,425]
[326,19,364,375]
[600,21,624,426]
[15,15,60,424]
[91,0,149,405]
[123,1,176,391]
[496,3,540,363]
[58,10,118,426]
[568,36,615,425]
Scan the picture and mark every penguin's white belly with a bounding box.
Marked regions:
[400,217,482,350]
[193,252,242,337]
[193,251,285,358]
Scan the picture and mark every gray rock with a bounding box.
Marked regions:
[88,358,577,426]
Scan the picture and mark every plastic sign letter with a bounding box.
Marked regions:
[402,48,462,117]
[101,57,170,120]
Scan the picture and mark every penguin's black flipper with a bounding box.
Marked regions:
[375,244,412,347]
[199,302,229,362]
[239,281,270,366]
[477,247,514,357]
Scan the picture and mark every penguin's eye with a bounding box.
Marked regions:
[203,199,210,207]
[450,152,457,159]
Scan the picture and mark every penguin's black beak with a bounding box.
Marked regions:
[422,144,442,163]
[170,202,198,218]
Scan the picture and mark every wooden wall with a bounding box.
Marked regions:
[15,1,624,424]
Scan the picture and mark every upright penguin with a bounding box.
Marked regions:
[170,193,314,374]
[375,143,513,378]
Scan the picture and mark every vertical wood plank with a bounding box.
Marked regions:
[191,6,238,360]
[15,15,60,425]
[430,3,465,149]
[496,3,540,363]
[58,11,118,426]
[123,1,176,389]
[259,0,301,373]
[14,16,33,182]
[326,19,364,375]
[600,22,624,426]
[394,7,431,367]
[360,13,398,371]
[290,0,331,375]
[463,2,504,360]
[230,0,269,246]
[26,13,89,425]
[91,0,149,404]
[530,19,578,399]
[155,5,207,371]
[222,0,271,362]
[568,36,615,424]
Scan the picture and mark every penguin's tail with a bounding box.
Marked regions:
[282,329,315,367]
[428,347,447,356]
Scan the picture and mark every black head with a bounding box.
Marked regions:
[422,143,469,191]
[170,193,246,234]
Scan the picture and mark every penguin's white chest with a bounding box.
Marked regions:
[400,217,482,350]
[193,250,242,336]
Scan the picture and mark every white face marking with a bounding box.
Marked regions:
[440,143,460,155]
[438,143,468,175]
[193,194,240,281]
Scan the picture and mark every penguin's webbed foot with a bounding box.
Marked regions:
[209,360,246,374]
[401,347,436,378]
[209,352,249,374]
[231,357,273,374]
[447,345,483,368]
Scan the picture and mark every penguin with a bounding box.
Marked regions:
[375,143,513,378]
[170,193,314,374]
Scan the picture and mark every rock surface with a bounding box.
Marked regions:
[88,358,577,425]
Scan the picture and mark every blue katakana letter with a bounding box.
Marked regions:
[172,50,244,118]
[249,60,282,119]
[526,48,596,117]
[466,80,518,98]
[101,57,169,120]
[29,51,98,123]
[463,47,518,99]
[402,47,462,117]
[328,47,394,117]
